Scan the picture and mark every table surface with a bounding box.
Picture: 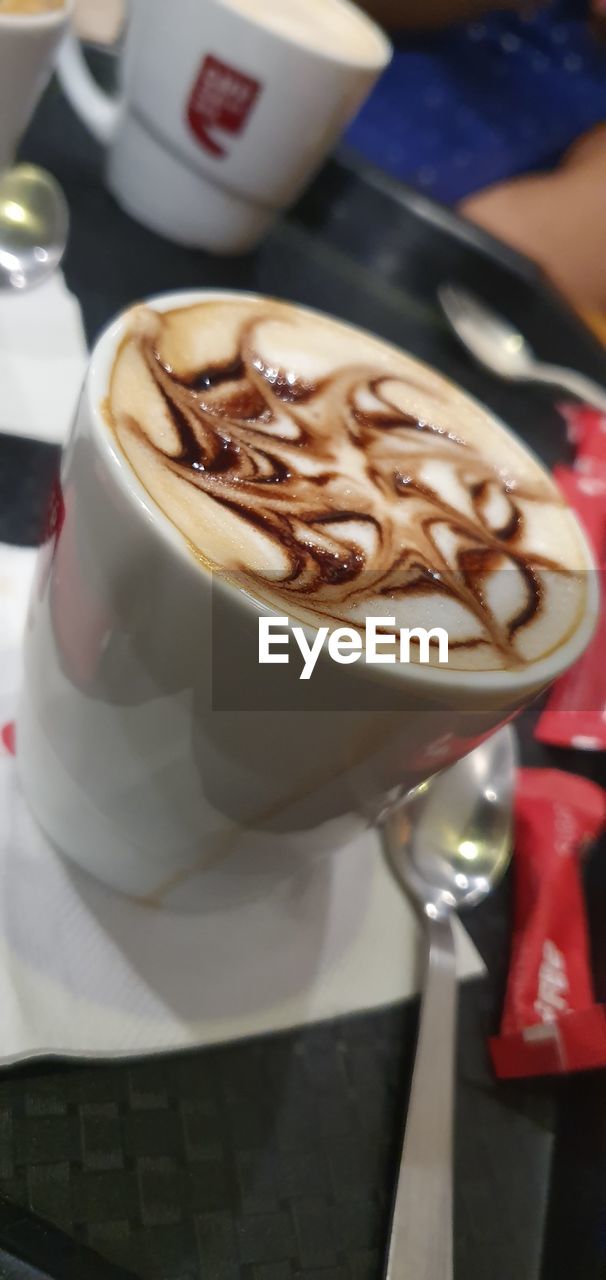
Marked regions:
[1,64,605,1280]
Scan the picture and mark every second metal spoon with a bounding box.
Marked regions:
[440,283,606,413]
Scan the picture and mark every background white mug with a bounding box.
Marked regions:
[0,0,70,172]
[16,289,598,903]
[57,0,392,253]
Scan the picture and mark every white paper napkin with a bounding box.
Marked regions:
[0,544,484,1064]
[0,273,88,444]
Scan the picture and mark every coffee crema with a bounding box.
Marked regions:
[107,299,589,672]
[0,0,63,12]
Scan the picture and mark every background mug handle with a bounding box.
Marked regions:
[57,20,126,146]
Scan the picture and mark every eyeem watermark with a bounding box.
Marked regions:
[259,617,449,681]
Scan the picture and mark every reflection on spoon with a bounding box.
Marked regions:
[0,163,69,290]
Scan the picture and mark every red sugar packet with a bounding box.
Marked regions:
[557,402,606,449]
[490,769,606,1079]
[576,411,606,480]
[552,465,606,561]
[557,402,606,478]
[534,467,606,751]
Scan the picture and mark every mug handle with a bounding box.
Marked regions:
[57,29,122,145]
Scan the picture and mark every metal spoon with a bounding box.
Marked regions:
[381,725,517,1280]
[439,283,606,413]
[0,163,69,290]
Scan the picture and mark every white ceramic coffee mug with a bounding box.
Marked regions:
[57,0,392,253]
[0,0,70,171]
[16,289,599,903]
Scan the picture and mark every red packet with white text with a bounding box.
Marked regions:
[534,467,606,750]
[552,465,606,560]
[557,402,606,479]
[557,402,606,452]
[576,408,606,480]
[490,770,606,1079]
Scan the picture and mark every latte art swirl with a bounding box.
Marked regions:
[108,299,588,671]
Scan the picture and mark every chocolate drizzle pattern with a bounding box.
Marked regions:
[108,302,584,671]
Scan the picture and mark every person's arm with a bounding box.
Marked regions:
[357,0,528,31]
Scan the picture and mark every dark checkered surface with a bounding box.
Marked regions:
[0,436,60,549]
[0,1012,416,1280]
[0,945,577,1280]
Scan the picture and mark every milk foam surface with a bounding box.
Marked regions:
[108,298,590,672]
[220,0,386,64]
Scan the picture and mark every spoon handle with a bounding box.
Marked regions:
[531,364,606,414]
[386,915,456,1280]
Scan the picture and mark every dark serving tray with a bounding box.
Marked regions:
[0,60,603,1280]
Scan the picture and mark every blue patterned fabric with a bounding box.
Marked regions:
[346,0,606,203]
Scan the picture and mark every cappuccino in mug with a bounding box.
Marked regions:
[109,298,588,674]
[18,292,597,899]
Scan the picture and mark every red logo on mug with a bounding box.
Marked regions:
[1,723,15,757]
[187,55,262,158]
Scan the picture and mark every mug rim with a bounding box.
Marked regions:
[0,0,72,29]
[210,0,393,73]
[86,287,600,701]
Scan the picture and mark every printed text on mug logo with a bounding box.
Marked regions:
[187,55,262,158]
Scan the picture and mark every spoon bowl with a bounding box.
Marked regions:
[439,283,535,379]
[0,163,69,291]
[383,724,516,919]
